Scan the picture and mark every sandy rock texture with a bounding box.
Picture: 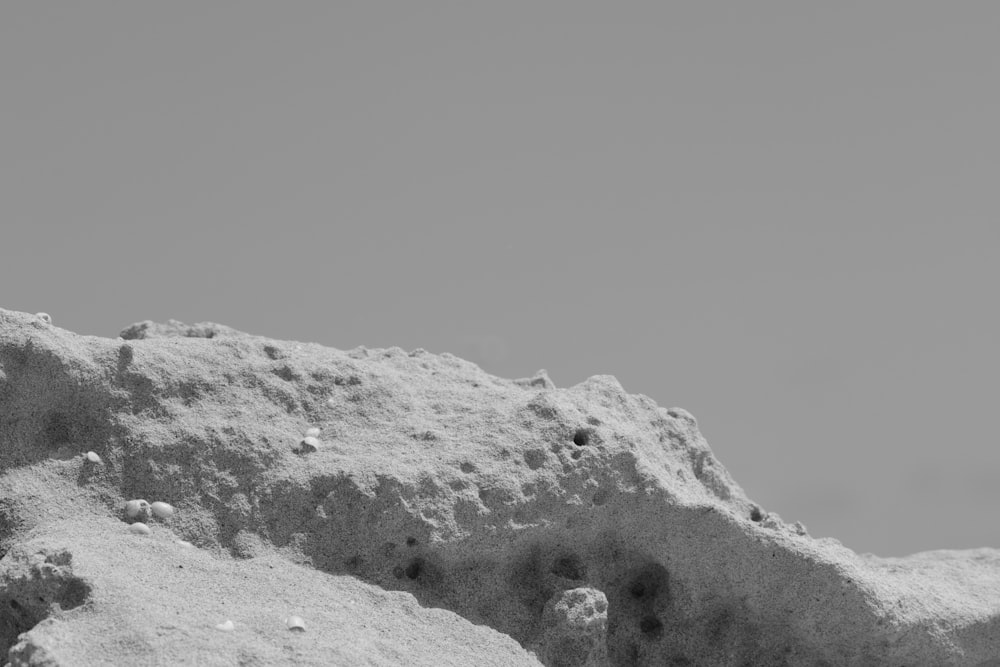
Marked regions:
[0,307,998,666]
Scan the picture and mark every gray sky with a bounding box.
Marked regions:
[2,3,998,557]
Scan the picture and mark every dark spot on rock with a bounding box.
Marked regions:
[263,345,281,360]
[460,462,475,474]
[573,429,590,447]
[570,449,583,460]
[639,615,663,637]
[592,488,610,506]
[523,449,547,470]
[750,506,763,522]
[587,416,601,426]
[42,412,72,447]
[704,606,735,644]
[625,562,669,605]
[272,365,297,382]
[405,558,423,579]
[406,536,417,547]
[551,554,585,580]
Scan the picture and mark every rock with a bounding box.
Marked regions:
[528,587,609,667]
[0,306,999,666]
[117,319,240,340]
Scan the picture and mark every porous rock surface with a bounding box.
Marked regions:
[0,307,998,666]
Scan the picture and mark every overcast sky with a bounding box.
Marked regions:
[2,3,998,557]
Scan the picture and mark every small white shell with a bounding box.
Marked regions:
[85,451,102,464]
[36,312,52,324]
[128,522,151,535]
[125,499,151,518]
[215,620,235,631]
[285,616,305,631]
[150,501,175,518]
[304,427,321,438]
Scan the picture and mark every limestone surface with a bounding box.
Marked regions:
[0,307,998,666]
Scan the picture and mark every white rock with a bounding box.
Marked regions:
[125,499,151,519]
[85,451,102,464]
[128,522,150,535]
[150,501,175,518]
[35,312,51,324]
[285,616,305,632]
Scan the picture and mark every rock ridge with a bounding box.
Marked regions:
[0,308,998,666]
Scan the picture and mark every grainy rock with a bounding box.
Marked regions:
[528,587,609,667]
[0,307,999,666]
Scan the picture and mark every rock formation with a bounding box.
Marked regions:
[0,307,998,666]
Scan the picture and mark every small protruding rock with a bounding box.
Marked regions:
[150,501,175,519]
[125,499,152,521]
[128,522,151,535]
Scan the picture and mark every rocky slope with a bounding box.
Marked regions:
[0,308,998,666]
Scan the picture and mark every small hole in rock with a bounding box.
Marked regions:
[405,558,423,579]
[573,429,590,447]
[750,506,763,522]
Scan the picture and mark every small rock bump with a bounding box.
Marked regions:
[118,344,134,365]
[36,312,52,325]
[296,436,320,454]
[125,499,152,520]
[285,616,306,632]
[215,620,235,631]
[151,501,175,519]
[85,451,103,464]
[128,522,151,535]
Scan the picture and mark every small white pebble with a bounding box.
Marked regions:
[128,522,151,535]
[326,397,336,408]
[125,499,151,518]
[215,620,235,632]
[150,501,175,518]
[304,427,320,438]
[36,312,52,324]
[285,616,305,632]
[85,451,102,464]
[176,540,194,549]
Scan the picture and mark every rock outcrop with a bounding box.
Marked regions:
[0,307,998,666]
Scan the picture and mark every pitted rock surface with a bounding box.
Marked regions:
[0,307,998,666]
